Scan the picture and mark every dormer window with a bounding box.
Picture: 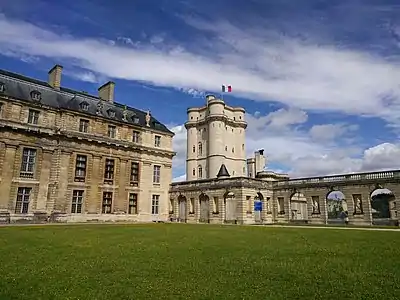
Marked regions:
[0,82,5,93]
[107,109,116,118]
[30,90,41,101]
[133,117,139,124]
[79,101,89,111]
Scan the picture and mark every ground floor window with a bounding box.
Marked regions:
[71,190,84,213]
[128,193,138,214]
[152,195,160,215]
[15,187,31,214]
[102,192,113,214]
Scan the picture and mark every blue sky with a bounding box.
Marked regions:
[0,0,400,181]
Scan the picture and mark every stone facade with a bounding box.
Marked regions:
[169,95,400,227]
[0,65,175,224]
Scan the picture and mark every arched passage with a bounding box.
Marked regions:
[326,190,348,224]
[224,191,237,224]
[178,195,187,223]
[370,188,394,225]
[289,192,308,221]
[199,193,210,223]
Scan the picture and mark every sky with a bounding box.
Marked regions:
[0,0,400,183]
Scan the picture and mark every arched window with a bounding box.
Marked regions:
[192,145,195,153]
[198,165,203,179]
[198,142,202,156]
[192,168,196,176]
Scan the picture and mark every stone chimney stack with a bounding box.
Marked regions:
[254,149,266,175]
[48,65,63,90]
[98,81,115,102]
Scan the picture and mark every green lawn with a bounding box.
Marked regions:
[0,224,399,300]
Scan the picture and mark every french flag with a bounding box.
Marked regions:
[222,85,232,93]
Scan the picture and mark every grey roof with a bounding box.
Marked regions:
[217,164,230,178]
[0,69,173,135]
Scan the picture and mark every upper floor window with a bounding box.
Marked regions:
[132,131,140,143]
[192,168,195,176]
[74,155,87,182]
[30,90,41,101]
[153,165,161,183]
[198,142,202,156]
[104,159,115,184]
[20,148,36,178]
[79,119,89,133]
[130,162,140,185]
[192,145,195,153]
[154,135,161,147]
[198,165,203,179]
[0,82,5,93]
[27,109,39,125]
[108,125,116,138]
[79,101,89,111]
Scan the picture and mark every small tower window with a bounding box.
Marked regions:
[232,148,235,153]
[79,101,89,111]
[225,146,228,151]
[198,166,203,179]
[192,145,195,153]
[192,168,196,176]
[198,142,203,156]
[30,90,41,101]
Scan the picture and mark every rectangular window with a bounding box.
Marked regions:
[102,192,113,214]
[15,187,31,214]
[71,190,84,213]
[27,109,39,125]
[152,195,160,215]
[74,155,87,182]
[153,165,161,183]
[107,125,116,138]
[132,131,140,143]
[104,159,115,184]
[20,148,36,178]
[79,119,89,133]
[128,193,138,214]
[130,162,140,185]
[246,196,252,213]
[154,135,161,147]
[278,197,285,215]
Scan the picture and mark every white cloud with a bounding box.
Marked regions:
[64,70,103,83]
[0,15,400,125]
[170,107,400,179]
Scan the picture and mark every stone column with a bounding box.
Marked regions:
[0,144,18,211]
[35,148,54,212]
[87,155,102,214]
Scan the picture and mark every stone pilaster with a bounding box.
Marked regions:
[0,144,18,211]
[35,148,54,212]
[87,155,102,214]
[115,159,128,212]
[53,150,71,212]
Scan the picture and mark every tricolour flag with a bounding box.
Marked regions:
[222,85,232,93]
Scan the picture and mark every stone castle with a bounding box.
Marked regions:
[0,65,398,226]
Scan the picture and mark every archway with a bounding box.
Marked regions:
[224,191,237,224]
[290,192,308,221]
[326,190,348,224]
[199,193,210,223]
[254,192,264,223]
[370,187,395,225]
[178,195,187,223]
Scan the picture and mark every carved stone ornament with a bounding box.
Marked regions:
[145,110,151,127]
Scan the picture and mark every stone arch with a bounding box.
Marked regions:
[199,193,210,223]
[326,190,348,224]
[177,195,187,223]
[370,186,395,225]
[224,191,237,223]
[289,191,308,221]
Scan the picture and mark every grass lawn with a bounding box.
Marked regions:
[0,224,399,300]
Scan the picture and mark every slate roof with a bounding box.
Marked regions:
[0,68,173,135]
[216,164,230,178]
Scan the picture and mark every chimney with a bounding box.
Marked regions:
[254,149,266,175]
[48,65,63,90]
[98,81,115,102]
